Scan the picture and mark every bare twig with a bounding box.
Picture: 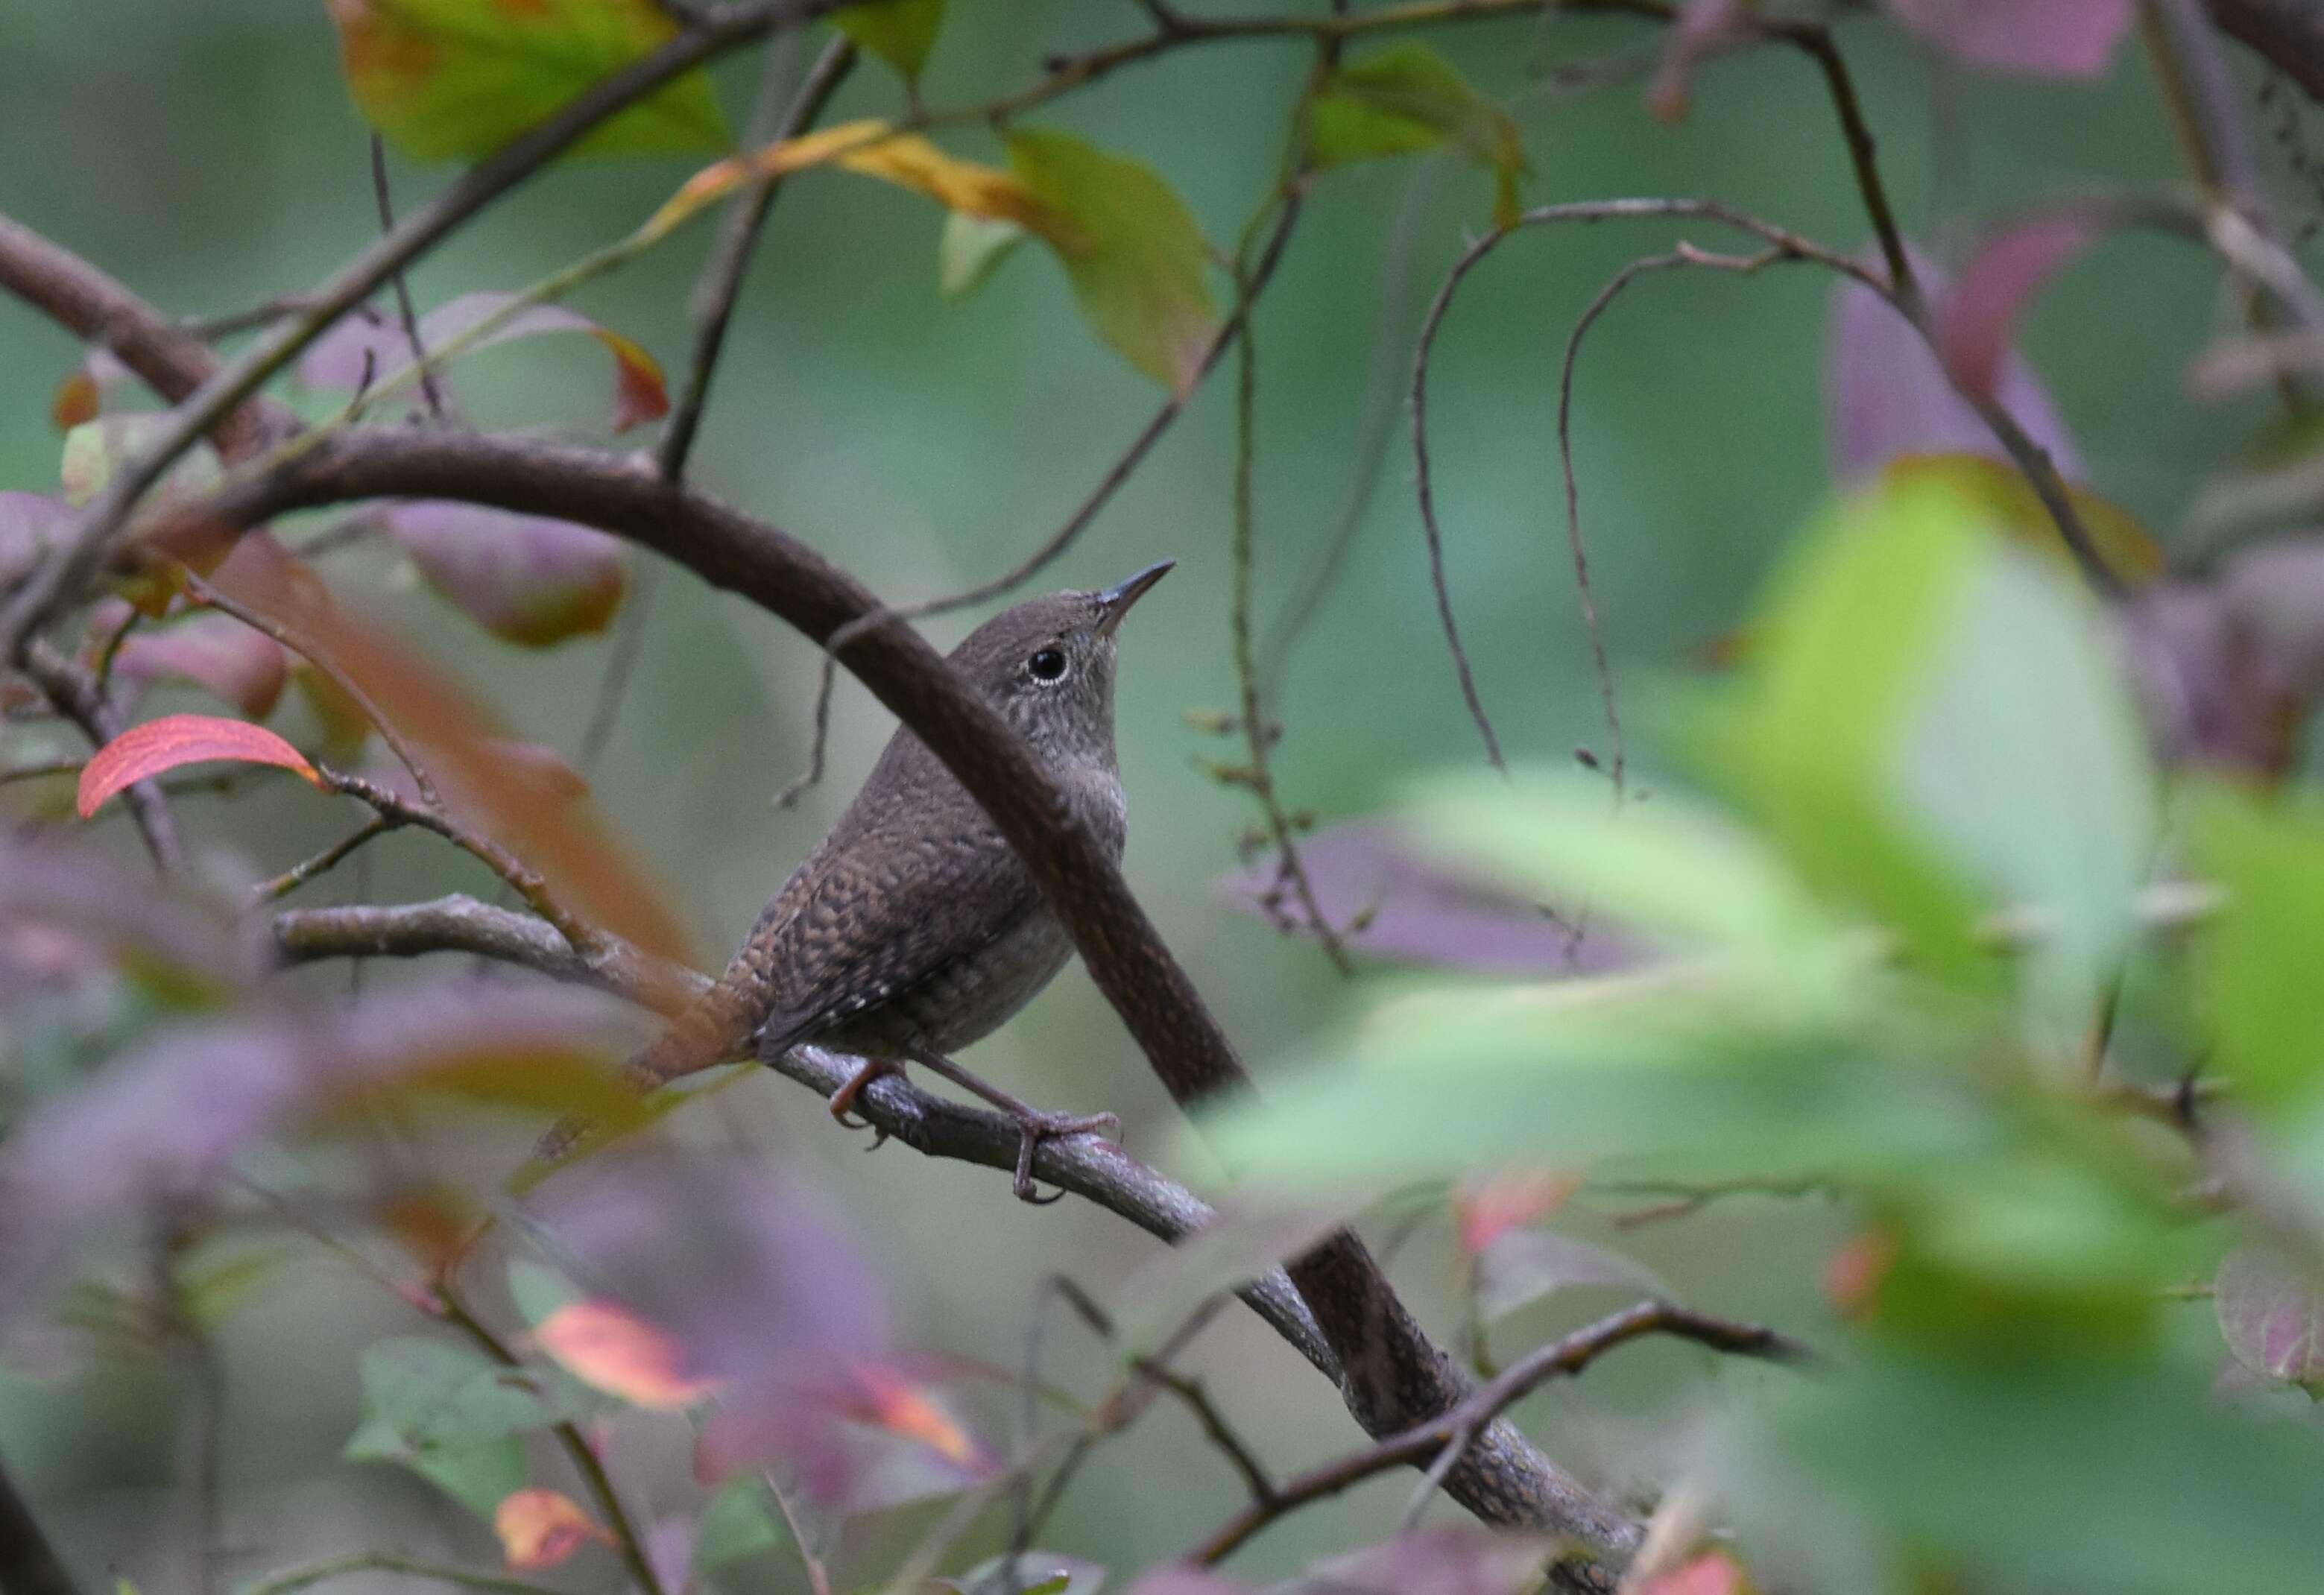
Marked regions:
[249,816,396,904]
[1190,1300,1810,1567]
[179,568,443,810]
[1593,1175,1837,1229]
[368,135,446,420]
[657,36,857,481]
[19,636,182,872]
[1555,244,1799,797]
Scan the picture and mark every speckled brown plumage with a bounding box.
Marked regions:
[538,565,1169,1196]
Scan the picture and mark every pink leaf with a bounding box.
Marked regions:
[382,500,628,647]
[76,713,320,818]
[1882,0,2134,76]
[1934,215,2099,401]
[299,291,669,432]
[113,613,291,719]
[1826,243,2085,484]
[2216,1245,2324,1387]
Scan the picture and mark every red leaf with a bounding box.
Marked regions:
[1453,1169,1582,1255]
[495,1488,612,1570]
[1933,215,2099,402]
[382,500,628,647]
[76,714,321,818]
[1882,0,2133,76]
[50,370,100,431]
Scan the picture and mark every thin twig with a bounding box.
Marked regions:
[657,36,857,481]
[1228,247,1351,971]
[1555,243,1797,797]
[20,636,182,871]
[1189,1300,1809,1567]
[178,568,443,809]
[1593,1175,1835,1229]
[369,135,446,420]
[250,815,396,904]
[576,561,658,780]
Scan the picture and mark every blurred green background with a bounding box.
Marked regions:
[0,1,2270,1588]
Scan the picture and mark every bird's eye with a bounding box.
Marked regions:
[1028,647,1069,683]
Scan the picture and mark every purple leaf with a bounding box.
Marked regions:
[1276,1529,1564,1595]
[1826,244,2085,484]
[1472,1228,1667,1324]
[645,1515,695,1595]
[2122,539,2324,778]
[1882,0,2134,76]
[1935,215,2100,402]
[382,500,628,647]
[1120,1575,1246,1595]
[1214,821,1646,976]
[113,612,291,718]
[0,833,261,1002]
[2217,1245,2324,1389]
[0,983,629,1320]
[0,492,69,588]
[299,292,669,433]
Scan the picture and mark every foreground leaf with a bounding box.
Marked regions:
[327,0,730,161]
[76,714,321,818]
[113,614,291,719]
[1881,0,2133,77]
[939,1550,1105,1595]
[1007,128,1220,394]
[534,1297,723,1409]
[2215,1245,2324,1390]
[347,1336,555,1517]
[658,120,1052,239]
[496,1487,611,1570]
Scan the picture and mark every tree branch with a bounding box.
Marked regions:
[266,893,1337,1380]
[19,636,183,873]
[1188,1300,1810,1567]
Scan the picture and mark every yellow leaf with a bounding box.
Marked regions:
[1878,453,2164,589]
[649,121,1058,244]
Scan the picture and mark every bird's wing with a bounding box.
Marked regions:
[742,803,1045,1052]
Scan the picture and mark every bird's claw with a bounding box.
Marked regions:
[827,1060,902,1134]
[1009,1109,1120,1204]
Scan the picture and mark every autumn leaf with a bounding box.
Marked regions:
[76,714,321,818]
[534,1298,724,1409]
[496,1488,613,1570]
[113,613,291,719]
[1307,45,1526,226]
[840,1364,981,1468]
[326,0,730,162]
[654,120,1055,241]
[1453,1168,1583,1254]
[1006,128,1220,395]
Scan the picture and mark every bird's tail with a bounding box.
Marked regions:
[528,973,759,1172]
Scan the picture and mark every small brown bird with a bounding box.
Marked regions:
[539,561,1172,1201]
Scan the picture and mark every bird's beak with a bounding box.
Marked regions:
[1093,560,1174,637]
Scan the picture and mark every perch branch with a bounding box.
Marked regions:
[19,636,182,872]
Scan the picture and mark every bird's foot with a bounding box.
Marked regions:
[1006,1108,1120,1205]
[827,1058,903,1134]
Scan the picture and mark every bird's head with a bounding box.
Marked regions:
[947,560,1173,763]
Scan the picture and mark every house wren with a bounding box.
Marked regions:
[538,560,1173,1201]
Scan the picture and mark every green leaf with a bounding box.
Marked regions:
[695,1474,788,1570]
[1407,769,1838,957]
[2188,786,2324,1113]
[1707,472,2156,1010]
[1006,128,1220,394]
[344,1412,525,1519]
[328,0,730,163]
[835,0,944,82]
[344,1336,555,1515]
[507,1258,585,1328]
[1308,45,1526,224]
[939,212,1027,297]
[1736,1349,2324,1592]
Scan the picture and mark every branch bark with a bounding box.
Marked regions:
[2210,0,2324,101]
